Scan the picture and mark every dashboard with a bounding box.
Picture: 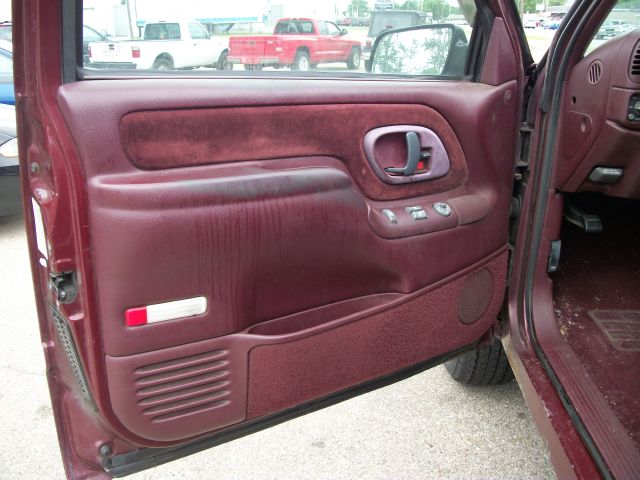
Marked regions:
[556,30,640,199]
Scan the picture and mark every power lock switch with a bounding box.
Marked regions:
[627,94,640,122]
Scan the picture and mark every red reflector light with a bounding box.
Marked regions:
[125,307,147,326]
[417,161,424,170]
[131,46,141,58]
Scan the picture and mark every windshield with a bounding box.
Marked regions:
[0,51,12,82]
[0,25,11,42]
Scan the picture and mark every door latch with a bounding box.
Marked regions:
[384,132,430,176]
[49,271,78,304]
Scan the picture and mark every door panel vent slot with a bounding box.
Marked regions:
[631,41,640,81]
[588,60,603,85]
[134,349,231,423]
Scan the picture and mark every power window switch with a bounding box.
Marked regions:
[381,209,398,224]
[410,209,428,221]
[405,206,423,213]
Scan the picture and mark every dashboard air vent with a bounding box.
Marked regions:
[631,41,640,81]
[588,60,603,85]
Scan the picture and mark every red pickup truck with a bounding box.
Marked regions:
[228,18,362,71]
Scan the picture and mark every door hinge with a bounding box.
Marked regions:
[49,271,78,304]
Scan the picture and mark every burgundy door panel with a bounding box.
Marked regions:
[105,250,507,444]
[53,77,519,448]
[90,156,507,357]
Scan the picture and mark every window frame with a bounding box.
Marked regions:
[67,0,499,84]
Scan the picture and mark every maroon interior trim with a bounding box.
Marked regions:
[480,18,518,86]
[247,251,508,419]
[120,104,467,201]
[556,32,640,199]
[105,250,508,444]
[53,78,519,450]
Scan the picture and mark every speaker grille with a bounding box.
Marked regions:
[134,349,231,423]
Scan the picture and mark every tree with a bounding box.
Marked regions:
[396,0,420,9]
[516,0,539,14]
[348,0,370,17]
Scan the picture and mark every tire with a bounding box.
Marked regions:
[444,339,514,386]
[152,57,173,70]
[347,47,361,70]
[217,50,233,70]
[292,50,310,71]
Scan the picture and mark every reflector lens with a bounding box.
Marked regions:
[125,307,147,327]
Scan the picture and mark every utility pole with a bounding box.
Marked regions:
[124,0,134,39]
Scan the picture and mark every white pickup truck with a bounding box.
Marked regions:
[87,20,230,70]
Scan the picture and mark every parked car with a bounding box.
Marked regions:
[352,17,370,27]
[364,10,428,58]
[337,17,352,26]
[0,103,19,216]
[524,18,537,29]
[228,18,362,71]
[595,19,633,39]
[0,43,14,105]
[87,19,229,70]
[544,20,561,30]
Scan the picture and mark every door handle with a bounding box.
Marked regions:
[384,132,430,176]
[363,125,451,185]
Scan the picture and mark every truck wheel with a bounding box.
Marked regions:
[217,51,233,70]
[152,57,173,70]
[292,51,310,72]
[347,47,361,70]
[444,339,514,386]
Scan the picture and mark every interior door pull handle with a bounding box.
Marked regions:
[384,132,429,176]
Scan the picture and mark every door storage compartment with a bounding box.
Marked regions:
[247,293,402,336]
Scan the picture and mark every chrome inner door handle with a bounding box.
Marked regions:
[384,132,430,176]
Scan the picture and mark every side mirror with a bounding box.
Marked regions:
[364,24,468,77]
[341,29,348,35]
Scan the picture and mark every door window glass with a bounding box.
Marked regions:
[82,0,478,77]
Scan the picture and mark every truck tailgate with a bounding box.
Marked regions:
[229,36,273,58]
